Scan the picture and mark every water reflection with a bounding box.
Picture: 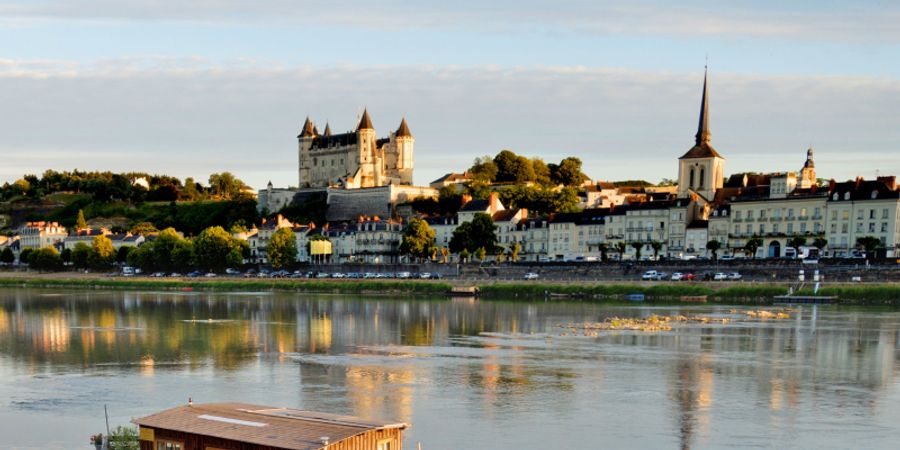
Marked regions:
[1,289,900,449]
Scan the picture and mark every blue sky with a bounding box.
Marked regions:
[1,1,899,189]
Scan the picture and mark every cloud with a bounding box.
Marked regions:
[2,0,900,42]
[0,58,898,189]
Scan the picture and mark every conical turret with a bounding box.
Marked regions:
[396,117,412,138]
[357,108,374,131]
[299,116,316,138]
[323,123,332,137]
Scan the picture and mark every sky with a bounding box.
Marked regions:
[1,0,899,190]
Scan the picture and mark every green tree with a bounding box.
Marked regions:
[706,240,721,261]
[171,240,194,272]
[551,157,586,186]
[75,209,88,230]
[614,242,627,260]
[744,236,763,259]
[650,241,664,260]
[469,156,498,183]
[193,226,242,272]
[459,248,470,263]
[658,178,678,187]
[856,236,881,259]
[596,243,609,262]
[19,248,33,265]
[130,222,158,236]
[89,235,116,270]
[493,150,535,183]
[400,218,436,262]
[813,237,828,251]
[151,228,187,271]
[72,242,91,269]
[531,158,551,186]
[208,172,246,200]
[180,177,201,201]
[0,247,14,265]
[108,425,140,450]
[126,245,154,272]
[60,248,72,264]
[449,213,498,254]
[28,247,63,272]
[787,236,807,251]
[630,241,644,260]
[267,227,298,269]
[116,246,133,264]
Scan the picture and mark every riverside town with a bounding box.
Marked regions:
[2,3,900,449]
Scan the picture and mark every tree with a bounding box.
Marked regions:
[650,241,664,260]
[75,209,88,230]
[459,248,470,263]
[399,218,436,262]
[813,237,828,251]
[116,246,133,264]
[614,242,627,260]
[495,245,506,263]
[193,226,243,272]
[72,242,91,269]
[60,248,72,264]
[476,246,487,263]
[151,228,188,271]
[531,158,551,186]
[468,156,498,183]
[440,247,450,264]
[267,227,298,269]
[449,213,497,254]
[658,178,678,187]
[510,242,521,262]
[130,222,158,236]
[171,240,194,272]
[126,245,154,272]
[1,247,15,265]
[630,242,644,260]
[108,425,140,450]
[208,172,246,200]
[551,157,586,186]
[89,235,116,270]
[180,177,202,201]
[493,150,535,183]
[19,248,33,265]
[706,240,721,261]
[744,236,763,259]
[596,243,609,262]
[856,236,881,259]
[28,247,63,272]
[787,236,807,251]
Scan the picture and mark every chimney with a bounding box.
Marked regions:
[877,176,897,190]
[519,208,528,219]
[828,179,836,192]
[488,191,501,214]
[461,194,472,207]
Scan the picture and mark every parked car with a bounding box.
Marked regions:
[523,272,539,280]
[713,272,728,281]
[429,273,442,279]
[727,272,742,281]
[396,271,412,279]
[225,268,241,275]
[419,272,432,279]
[670,272,684,281]
[642,270,659,281]
[204,272,217,278]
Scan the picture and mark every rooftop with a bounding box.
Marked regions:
[133,403,408,450]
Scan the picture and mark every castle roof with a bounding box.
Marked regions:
[396,118,412,138]
[299,117,316,138]
[357,109,374,130]
[323,123,332,136]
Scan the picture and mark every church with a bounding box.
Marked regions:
[297,109,414,189]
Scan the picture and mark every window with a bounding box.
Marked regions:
[869,223,875,232]
[830,223,836,233]
[746,224,752,233]
[157,441,183,450]
[814,207,821,217]
[800,223,807,233]
[842,223,848,233]
[734,225,739,234]
[787,208,794,218]
[760,209,767,219]
[773,224,780,233]
[842,210,850,220]
[699,167,705,189]
[883,209,889,219]
[800,208,807,217]
[377,439,394,450]
[759,224,765,234]
[689,168,695,189]
[735,211,742,220]
[857,210,864,220]
[831,210,837,220]
[882,223,888,233]
[869,209,876,219]
[787,223,794,234]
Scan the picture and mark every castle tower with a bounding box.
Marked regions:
[356,109,378,186]
[298,116,317,187]
[677,67,725,200]
[799,146,816,189]
[394,118,414,184]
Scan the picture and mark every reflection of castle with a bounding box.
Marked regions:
[298,110,414,189]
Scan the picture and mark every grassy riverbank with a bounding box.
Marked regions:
[1,274,899,304]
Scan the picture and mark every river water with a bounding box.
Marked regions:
[1,288,899,449]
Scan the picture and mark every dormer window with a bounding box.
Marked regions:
[844,192,850,200]
[871,191,878,199]
[833,193,838,200]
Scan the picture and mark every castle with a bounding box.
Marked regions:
[297,109,414,189]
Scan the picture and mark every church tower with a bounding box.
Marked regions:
[798,146,816,189]
[677,67,725,200]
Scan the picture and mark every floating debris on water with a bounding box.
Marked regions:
[559,310,791,336]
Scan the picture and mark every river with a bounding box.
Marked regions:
[1,288,899,449]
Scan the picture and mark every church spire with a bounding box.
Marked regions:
[357,108,374,130]
[695,66,711,145]
[323,122,332,136]
[299,116,316,138]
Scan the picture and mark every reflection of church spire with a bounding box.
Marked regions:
[695,66,711,145]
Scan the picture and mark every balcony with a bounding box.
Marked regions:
[770,217,782,222]
[745,217,755,222]
[625,227,654,232]
[732,218,743,223]
[798,216,809,221]
[757,217,768,222]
